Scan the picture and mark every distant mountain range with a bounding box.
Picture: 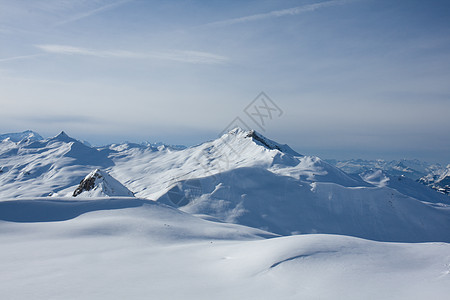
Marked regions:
[326,158,450,195]
[0,130,43,142]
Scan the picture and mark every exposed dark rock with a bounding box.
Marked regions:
[72,169,134,197]
[73,170,102,197]
[246,130,282,151]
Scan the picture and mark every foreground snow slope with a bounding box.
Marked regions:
[0,198,449,300]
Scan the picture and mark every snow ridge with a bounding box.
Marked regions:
[228,128,301,156]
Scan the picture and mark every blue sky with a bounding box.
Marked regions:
[0,0,449,163]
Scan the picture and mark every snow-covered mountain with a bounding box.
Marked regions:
[1,128,449,242]
[73,169,134,197]
[110,127,366,200]
[157,166,450,241]
[419,165,450,195]
[0,131,113,198]
[0,130,43,142]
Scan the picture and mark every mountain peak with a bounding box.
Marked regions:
[50,131,76,143]
[56,131,69,139]
[245,130,280,150]
[226,127,247,135]
[73,169,134,197]
[224,127,302,156]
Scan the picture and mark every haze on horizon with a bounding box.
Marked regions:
[0,0,449,163]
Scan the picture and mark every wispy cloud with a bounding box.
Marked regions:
[57,0,132,25]
[35,44,142,58]
[35,44,228,64]
[207,0,353,26]
[150,50,229,64]
[0,54,44,63]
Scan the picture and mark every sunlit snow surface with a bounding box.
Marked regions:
[1,198,450,300]
[1,129,450,299]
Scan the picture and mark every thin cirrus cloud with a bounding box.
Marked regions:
[35,44,229,64]
[0,54,45,63]
[207,0,354,26]
[56,0,133,26]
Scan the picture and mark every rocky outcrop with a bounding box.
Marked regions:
[73,169,134,197]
